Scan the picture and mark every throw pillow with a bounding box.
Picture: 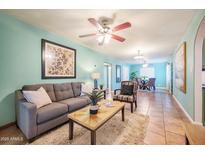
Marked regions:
[120,85,134,95]
[23,87,52,109]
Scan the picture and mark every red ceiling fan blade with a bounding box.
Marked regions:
[79,33,97,38]
[111,34,125,42]
[112,22,131,32]
[88,18,103,30]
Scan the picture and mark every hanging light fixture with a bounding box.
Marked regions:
[134,50,145,60]
[134,50,146,64]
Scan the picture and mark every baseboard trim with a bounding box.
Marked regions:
[156,87,168,90]
[0,122,16,130]
[172,95,203,126]
[172,95,193,122]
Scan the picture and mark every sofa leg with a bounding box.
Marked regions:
[131,103,133,113]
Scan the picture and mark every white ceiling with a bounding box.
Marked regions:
[3,10,195,64]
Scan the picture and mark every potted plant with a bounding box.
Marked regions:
[130,71,137,80]
[99,84,104,90]
[84,91,104,114]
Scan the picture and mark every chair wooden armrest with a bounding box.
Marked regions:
[114,89,121,95]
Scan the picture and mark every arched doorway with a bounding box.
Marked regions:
[194,16,205,124]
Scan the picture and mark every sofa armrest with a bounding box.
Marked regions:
[15,91,37,139]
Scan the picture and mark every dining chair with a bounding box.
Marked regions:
[136,77,143,89]
[145,78,156,90]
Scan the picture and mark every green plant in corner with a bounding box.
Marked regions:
[130,71,137,80]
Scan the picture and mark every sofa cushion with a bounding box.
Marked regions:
[54,83,74,101]
[22,84,56,102]
[37,103,68,124]
[58,96,90,112]
[71,82,82,97]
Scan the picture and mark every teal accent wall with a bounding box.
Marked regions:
[129,62,167,88]
[0,13,128,126]
[172,10,205,120]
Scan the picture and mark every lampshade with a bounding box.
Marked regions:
[91,72,100,80]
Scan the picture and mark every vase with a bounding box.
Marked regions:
[90,105,99,114]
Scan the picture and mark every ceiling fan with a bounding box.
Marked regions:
[79,18,131,45]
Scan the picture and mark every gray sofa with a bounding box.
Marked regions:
[15,82,91,141]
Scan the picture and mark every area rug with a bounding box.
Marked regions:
[31,106,149,145]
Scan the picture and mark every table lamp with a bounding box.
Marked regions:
[91,72,100,89]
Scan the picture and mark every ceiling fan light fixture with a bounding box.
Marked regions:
[79,18,130,45]
[105,34,111,44]
[97,35,104,43]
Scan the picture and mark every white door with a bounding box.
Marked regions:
[104,63,112,92]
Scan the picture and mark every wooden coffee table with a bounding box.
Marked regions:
[68,100,125,145]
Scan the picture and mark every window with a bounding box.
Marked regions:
[140,67,155,78]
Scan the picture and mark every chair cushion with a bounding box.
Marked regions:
[58,96,90,112]
[22,84,56,102]
[54,83,74,101]
[71,82,82,97]
[37,103,68,124]
[113,94,134,102]
[121,85,134,95]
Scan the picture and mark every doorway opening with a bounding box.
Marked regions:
[202,38,205,125]
[104,63,112,93]
[194,16,205,125]
[166,63,171,93]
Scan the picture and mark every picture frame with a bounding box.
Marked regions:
[41,39,76,79]
[116,65,122,83]
[175,42,186,93]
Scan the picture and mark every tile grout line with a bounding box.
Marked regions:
[145,92,167,144]
[162,92,168,145]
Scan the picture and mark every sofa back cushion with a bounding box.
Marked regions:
[71,82,82,97]
[54,83,74,101]
[22,84,56,102]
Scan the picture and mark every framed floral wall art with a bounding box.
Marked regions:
[41,39,76,79]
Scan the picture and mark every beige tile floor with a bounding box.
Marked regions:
[137,90,190,144]
[0,90,190,145]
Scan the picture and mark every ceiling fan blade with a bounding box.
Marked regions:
[88,18,103,30]
[111,34,125,42]
[79,33,97,38]
[112,22,131,32]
